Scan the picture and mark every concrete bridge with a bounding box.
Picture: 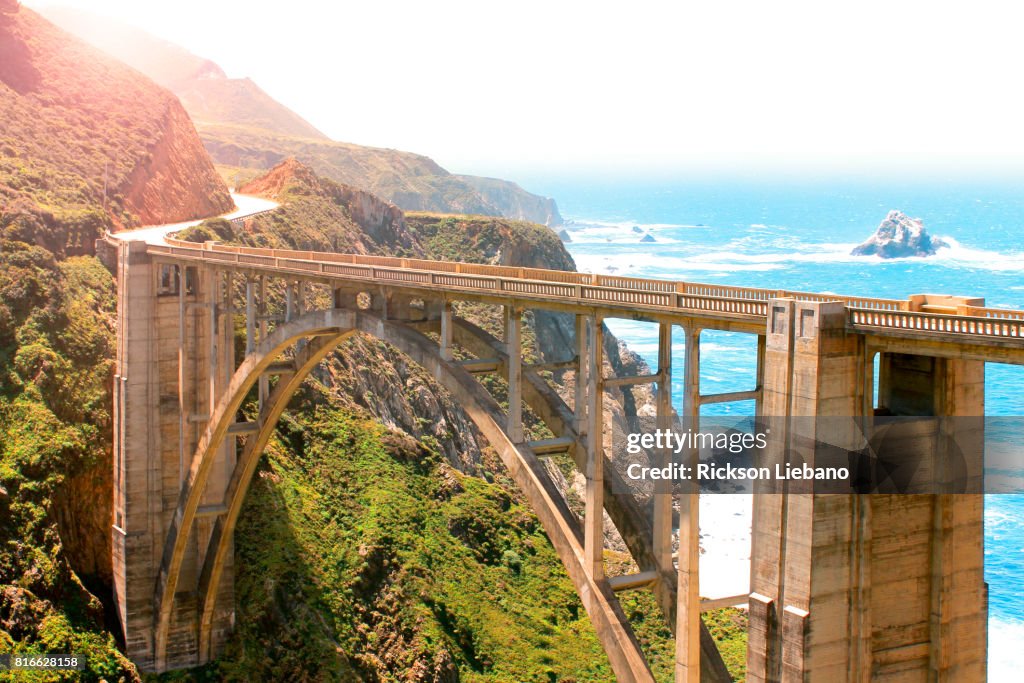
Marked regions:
[103,228,1024,681]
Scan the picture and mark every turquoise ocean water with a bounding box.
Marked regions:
[527,176,1024,675]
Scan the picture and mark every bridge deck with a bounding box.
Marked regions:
[140,238,1024,356]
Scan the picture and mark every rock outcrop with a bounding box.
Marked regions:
[851,210,948,258]
[237,158,419,256]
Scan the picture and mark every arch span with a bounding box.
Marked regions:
[156,309,713,682]
[153,309,355,670]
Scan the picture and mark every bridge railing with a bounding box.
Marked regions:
[849,308,1024,339]
[150,240,1024,338]
[169,240,910,309]
[150,242,772,320]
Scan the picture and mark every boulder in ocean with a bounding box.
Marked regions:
[557,228,572,242]
[640,233,656,243]
[851,210,948,258]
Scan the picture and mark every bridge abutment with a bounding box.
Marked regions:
[749,299,986,682]
[112,244,236,671]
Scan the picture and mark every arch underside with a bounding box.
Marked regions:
[155,308,731,681]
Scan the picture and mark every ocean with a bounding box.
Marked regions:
[528,175,1024,676]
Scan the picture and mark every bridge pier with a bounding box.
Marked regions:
[748,299,986,682]
[112,243,237,671]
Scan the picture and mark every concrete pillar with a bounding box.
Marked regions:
[676,325,701,683]
[652,323,674,576]
[111,240,160,670]
[575,314,589,436]
[257,276,268,408]
[749,299,868,682]
[755,333,766,417]
[584,316,604,579]
[747,298,985,682]
[245,277,255,356]
[285,281,295,322]
[439,301,454,361]
[505,306,523,443]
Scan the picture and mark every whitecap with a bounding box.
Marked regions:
[989,618,1024,679]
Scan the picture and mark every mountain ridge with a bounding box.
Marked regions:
[41,6,564,226]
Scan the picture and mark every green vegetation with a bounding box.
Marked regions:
[214,401,623,680]
[0,244,138,681]
[408,213,573,269]
[1,79,746,682]
[178,164,748,681]
[199,123,497,216]
[704,609,749,681]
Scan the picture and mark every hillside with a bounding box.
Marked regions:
[455,174,563,226]
[40,7,563,226]
[0,4,232,249]
[39,6,329,141]
[0,4,239,680]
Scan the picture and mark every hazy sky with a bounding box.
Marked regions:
[25,0,1024,178]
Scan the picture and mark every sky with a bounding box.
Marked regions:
[25,0,1024,179]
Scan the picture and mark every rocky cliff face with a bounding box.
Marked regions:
[454,175,564,226]
[851,210,948,258]
[119,98,235,225]
[236,158,419,255]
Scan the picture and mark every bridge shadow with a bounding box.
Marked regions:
[217,382,637,681]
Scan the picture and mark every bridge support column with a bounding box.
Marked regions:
[245,277,256,355]
[111,244,238,672]
[439,301,454,361]
[258,276,268,407]
[584,316,605,579]
[505,306,523,443]
[652,323,674,576]
[575,314,590,437]
[676,326,701,683]
[748,299,986,682]
[112,241,161,669]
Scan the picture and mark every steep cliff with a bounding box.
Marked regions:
[455,174,564,226]
[0,5,231,246]
[203,157,418,256]
[201,124,501,216]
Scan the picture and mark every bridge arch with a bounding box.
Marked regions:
[154,308,704,681]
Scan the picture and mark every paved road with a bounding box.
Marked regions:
[111,193,278,245]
